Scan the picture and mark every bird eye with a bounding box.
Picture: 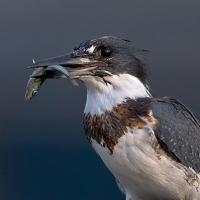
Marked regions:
[99,46,112,58]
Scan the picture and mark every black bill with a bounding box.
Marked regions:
[25,53,107,101]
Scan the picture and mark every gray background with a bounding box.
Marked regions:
[1,0,200,199]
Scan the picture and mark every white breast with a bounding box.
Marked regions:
[91,127,200,200]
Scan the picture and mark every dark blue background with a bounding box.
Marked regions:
[1,0,200,199]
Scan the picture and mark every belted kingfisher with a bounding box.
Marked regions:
[25,36,200,200]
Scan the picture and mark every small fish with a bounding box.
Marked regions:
[25,67,46,101]
[25,54,80,101]
[25,64,71,101]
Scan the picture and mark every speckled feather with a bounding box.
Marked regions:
[151,97,200,173]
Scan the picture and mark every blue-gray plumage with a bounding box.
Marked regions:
[152,97,200,173]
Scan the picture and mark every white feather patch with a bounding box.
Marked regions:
[83,74,150,115]
[86,45,96,54]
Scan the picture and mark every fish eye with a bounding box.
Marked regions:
[32,90,38,96]
[99,46,112,58]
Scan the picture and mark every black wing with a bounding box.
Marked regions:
[151,97,200,173]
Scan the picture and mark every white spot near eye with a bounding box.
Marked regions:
[87,45,96,54]
[32,59,36,64]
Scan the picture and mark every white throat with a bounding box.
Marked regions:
[84,74,150,115]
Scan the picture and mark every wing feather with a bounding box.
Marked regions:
[151,97,200,173]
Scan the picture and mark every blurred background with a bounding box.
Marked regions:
[1,0,200,199]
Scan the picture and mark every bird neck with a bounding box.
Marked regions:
[84,74,150,115]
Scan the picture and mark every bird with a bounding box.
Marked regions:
[25,36,200,200]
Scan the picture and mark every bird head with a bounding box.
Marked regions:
[25,36,150,114]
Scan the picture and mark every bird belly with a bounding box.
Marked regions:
[91,128,200,200]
